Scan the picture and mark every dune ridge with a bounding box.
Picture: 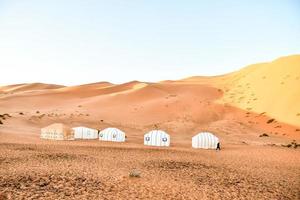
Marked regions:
[183,55,300,127]
[0,55,299,143]
[0,83,64,93]
[1,55,300,200]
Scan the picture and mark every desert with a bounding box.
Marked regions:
[0,55,300,199]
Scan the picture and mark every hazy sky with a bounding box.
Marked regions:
[0,0,299,86]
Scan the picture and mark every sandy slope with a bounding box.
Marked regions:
[0,83,64,93]
[1,56,299,142]
[0,55,300,199]
[184,55,300,127]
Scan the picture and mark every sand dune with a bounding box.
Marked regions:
[220,55,300,127]
[0,83,64,93]
[1,55,300,199]
[0,55,299,142]
[183,55,300,127]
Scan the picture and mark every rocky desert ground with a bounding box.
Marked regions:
[0,55,300,199]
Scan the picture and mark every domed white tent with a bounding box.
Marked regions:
[98,128,125,142]
[41,123,74,140]
[72,126,99,139]
[192,132,219,149]
[144,130,170,147]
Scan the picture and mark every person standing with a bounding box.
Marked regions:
[216,142,221,151]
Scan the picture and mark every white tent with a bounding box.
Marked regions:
[41,123,74,140]
[192,132,219,149]
[72,126,99,139]
[144,130,170,147]
[99,128,125,142]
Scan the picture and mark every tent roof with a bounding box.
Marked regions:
[41,123,71,131]
[146,130,169,135]
[193,132,219,140]
[100,127,124,133]
[72,126,98,130]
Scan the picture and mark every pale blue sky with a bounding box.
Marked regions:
[0,0,299,85]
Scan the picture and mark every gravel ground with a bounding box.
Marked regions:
[0,142,299,200]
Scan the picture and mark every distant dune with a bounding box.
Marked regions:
[0,83,64,93]
[0,55,299,145]
[0,55,299,200]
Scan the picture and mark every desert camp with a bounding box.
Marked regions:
[40,123,74,140]
[98,127,126,142]
[2,56,300,199]
[1,1,299,197]
[144,130,170,147]
[73,126,98,139]
[41,126,220,149]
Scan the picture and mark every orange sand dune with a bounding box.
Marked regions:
[0,55,299,145]
[1,55,300,199]
[183,55,300,127]
[0,83,64,94]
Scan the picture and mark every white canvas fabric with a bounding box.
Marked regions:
[41,123,74,140]
[144,130,170,147]
[192,132,219,149]
[73,126,99,139]
[98,128,125,142]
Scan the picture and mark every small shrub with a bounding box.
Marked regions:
[0,120,2,125]
[291,141,300,149]
[0,114,10,119]
[129,169,141,178]
[282,144,292,148]
[19,112,24,115]
[267,119,275,124]
[282,141,300,149]
[38,114,45,119]
[259,133,269,137]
